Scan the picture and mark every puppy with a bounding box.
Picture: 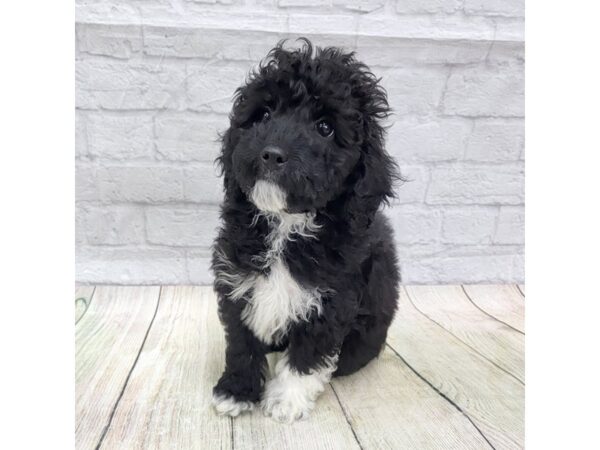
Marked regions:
[211,39,400,423]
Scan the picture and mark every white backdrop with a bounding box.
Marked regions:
[75,0,524,285]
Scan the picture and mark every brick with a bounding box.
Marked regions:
[180,11,288,33]
[441,207,497,244]
[494,206,524,244]
[396,0,461,14]
[289,14,357,36]
[441,244,522,257]
[98,166,184,203]
[403,254,516,283]
[76,247,187,284]
[427,163,524,205]
[494,18,525,42]
[187,249,214,285]
[394,165,429,204]
[80,205,145,245]
[183,166,224,204]
[380,67,448,116]
[189,0,237,4]
[279,0,331,7]
[388,118,471,163]
[512,254,524,283]
[75,209,87,245]
[146,207,220,247]
[86,112,154,160]
[76,166,99,201]
[464,0,524,17]
[155,113,228,162]
[186,63,246,114]
[357,14,495,41]
[387,206,442,245]
[75,2,139,25]
[76,23,142,59]
[75,111,88,159]
[443,65,524,117]
[143,27,277,61]
[296,33,357,52]
[395,242,445,260]
[465,119,524,162]
[76,59,186,110]
[333,0,385,13]
[357,36,488,66]
[487,41,525,65]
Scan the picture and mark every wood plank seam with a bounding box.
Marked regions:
[516,285,525,298]
[461,285,525,336]
[94,286,163,450]
[75,286,96,325]
[229,417,234,450]
[404,288,525,386]
[384,343,496,450]
[329,383,365,450]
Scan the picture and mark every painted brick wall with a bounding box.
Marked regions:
[75,0,524,285]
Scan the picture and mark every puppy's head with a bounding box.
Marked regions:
[219,39,398,222]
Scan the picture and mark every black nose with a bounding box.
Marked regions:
[261,146,288,169]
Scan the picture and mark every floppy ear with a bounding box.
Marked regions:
[345,120,398,229]
[337,59,400,229]
[216,126,245,202]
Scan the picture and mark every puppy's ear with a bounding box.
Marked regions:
[346,121,398,229]
[216,126,240,198]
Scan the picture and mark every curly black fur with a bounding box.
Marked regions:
[211,39,401,407]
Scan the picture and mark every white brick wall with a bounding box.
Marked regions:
[75,0,524,285]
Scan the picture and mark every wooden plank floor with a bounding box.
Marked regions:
[75,285,525,450]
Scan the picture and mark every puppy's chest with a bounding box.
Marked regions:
[237,215,323,345]
[242,258,321,345]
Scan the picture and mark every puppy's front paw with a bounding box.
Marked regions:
[260,379,313,424]
[212,392,254,417]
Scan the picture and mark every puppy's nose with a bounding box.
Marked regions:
[260,146,288,170]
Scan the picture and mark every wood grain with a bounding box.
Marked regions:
[406,285,524,383]
[330,347,491,449]
[463,285,525,333]
[76,286,161,450]
[99,286,232,450]
[75,285,525,449]
[75,286,95,324]
[387,287,524,449]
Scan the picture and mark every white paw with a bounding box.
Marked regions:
[261,386,313,424]
[260,352,336,424]
[211,393,254,417]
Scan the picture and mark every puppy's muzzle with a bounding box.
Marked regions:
[260,145,288,172]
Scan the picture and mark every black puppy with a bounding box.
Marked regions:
[211,39,400,423]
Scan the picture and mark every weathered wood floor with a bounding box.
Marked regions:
[75,285,525,450]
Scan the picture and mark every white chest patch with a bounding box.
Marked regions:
[243,211,323,345]
[213,199,324,345]
[242,258,323,345]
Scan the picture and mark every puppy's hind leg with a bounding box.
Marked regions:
[335,238,399,377]
[334,326,388,377]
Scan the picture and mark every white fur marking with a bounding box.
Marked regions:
[242,211,323,345]
[214,192,326,345]
[250,180,287,213]
[242,258,323,345]
[211,393,254,417]
[213,247,257,301]
[261,352,338,423]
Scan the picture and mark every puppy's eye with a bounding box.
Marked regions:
[262,110,271,122]
[316,120,334,137]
